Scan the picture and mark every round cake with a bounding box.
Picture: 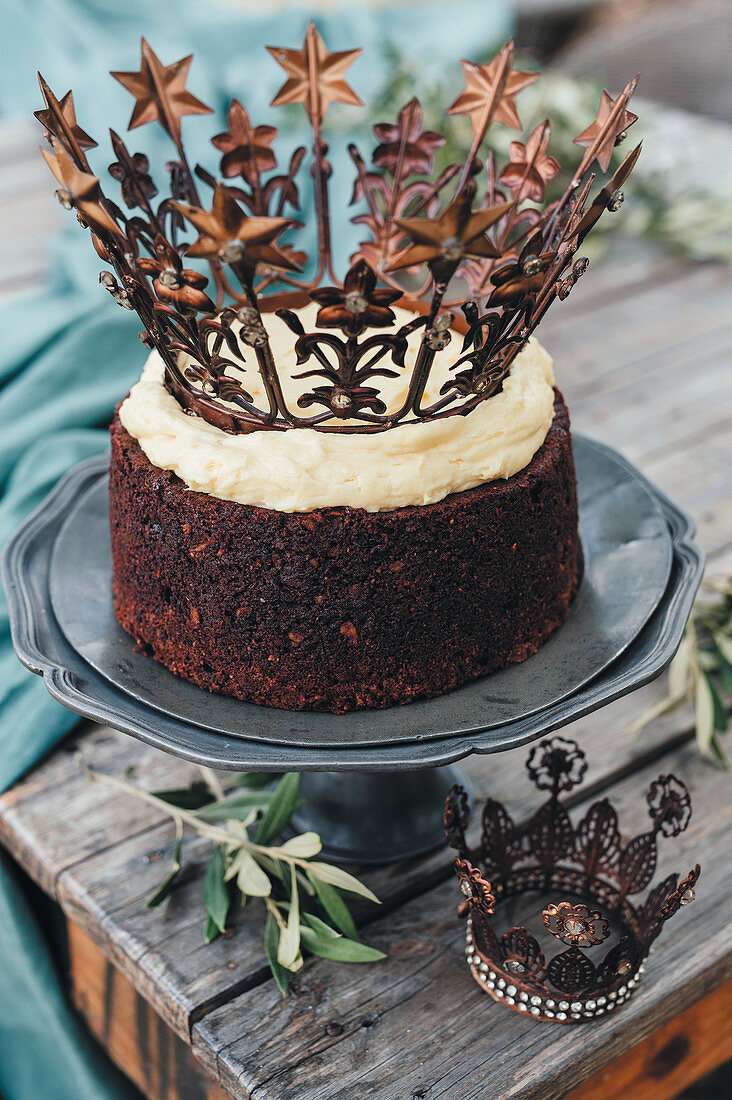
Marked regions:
[110,310,580,712]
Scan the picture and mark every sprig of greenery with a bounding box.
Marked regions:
[81,765,384,993]
[632,575,732,765]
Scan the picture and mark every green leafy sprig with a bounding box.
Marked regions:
[82,765,384,994]
[632,575,732,765]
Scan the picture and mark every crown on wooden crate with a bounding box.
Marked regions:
[36,28,640,435]
[444,737,700,1023]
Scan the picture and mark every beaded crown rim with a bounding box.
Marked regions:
[444,737,700,1023]
[36,28,640,434]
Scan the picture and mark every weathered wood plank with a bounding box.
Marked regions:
[192,740,732,1100]
[59,821,272,1040]
[68,919,230,1100]
[67,908,732,1100]
[541,261,732,402]
[642,426,732,559]
[567,979,732,1100]
[569,331,732,465]
[0,728,206,899]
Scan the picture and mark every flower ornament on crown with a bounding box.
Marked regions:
[647,775,692,837]
[526,735,588,794]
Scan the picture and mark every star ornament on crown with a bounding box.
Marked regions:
[444,738,701,1023]
[36,28,641,435]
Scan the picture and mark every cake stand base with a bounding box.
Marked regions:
[294,765,469,863]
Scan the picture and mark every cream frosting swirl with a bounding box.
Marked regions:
[119,305,555,513]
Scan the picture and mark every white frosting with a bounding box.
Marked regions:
[119,305,556,513]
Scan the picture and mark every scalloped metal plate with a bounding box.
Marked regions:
[2,438,702,769]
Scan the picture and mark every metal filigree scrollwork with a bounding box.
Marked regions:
[596,935,642,988]
[647,775,692,837]
[455,858,495,914]
[444,785,471,855]
[500,928,547,983]
[547,947,597,997]
[480,798,523,879]
[449,737,701,1022]
[36,31,642,435]
[526,736,588,795]
[277,260,413,420]
[574,799,622,879]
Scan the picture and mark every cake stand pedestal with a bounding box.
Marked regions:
[2,438,703,863]
[293,768,466,862]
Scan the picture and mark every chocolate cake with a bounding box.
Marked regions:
[109,390,579,712]
[37,31,640,715]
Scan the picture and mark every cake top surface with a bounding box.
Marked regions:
[37,28,640,441]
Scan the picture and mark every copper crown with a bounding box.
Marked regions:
[444,737,700,1023]
[36,28,640,435]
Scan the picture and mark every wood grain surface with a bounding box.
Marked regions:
[567,979,732,1100]
[68,920,230,1100]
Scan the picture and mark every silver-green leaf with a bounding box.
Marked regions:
[307,862,380,904]
[204,846,230,938]
[256,773,301,844]
[300,927,386,963]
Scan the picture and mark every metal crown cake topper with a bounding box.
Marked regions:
[36,29,640,434]
[444,737,700,1023]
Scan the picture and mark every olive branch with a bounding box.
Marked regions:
[81,764,384,994]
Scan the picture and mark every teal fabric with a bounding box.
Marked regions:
[0,2,512,1098]
[0,850,140,1100]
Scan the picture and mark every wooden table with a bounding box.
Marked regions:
[1,114,731,1100]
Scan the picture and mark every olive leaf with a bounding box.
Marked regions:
[278,831,322,858]
[307,862,381,903]
[265,912,292,996]
[278,866,302,969]
[668,633,693,698]
[716,636,732,694]
[198,792,271,821]
[82,764,383,991]
[303,911,342,939]
[146,835,182,908]
[226,848,271,897]
[236,772,278,790]
[300,928,386,963]
[152,781,213,809]
[204,915,221,947]
[708,674,728,733]
[256,773,301,844]
[715,631,732,664]
[694,670,715,754]
[308,875,359,939]
[204,846,230,940]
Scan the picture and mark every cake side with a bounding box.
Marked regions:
[109,391,580,713]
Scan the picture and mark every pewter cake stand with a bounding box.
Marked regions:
[3,436,703,863]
